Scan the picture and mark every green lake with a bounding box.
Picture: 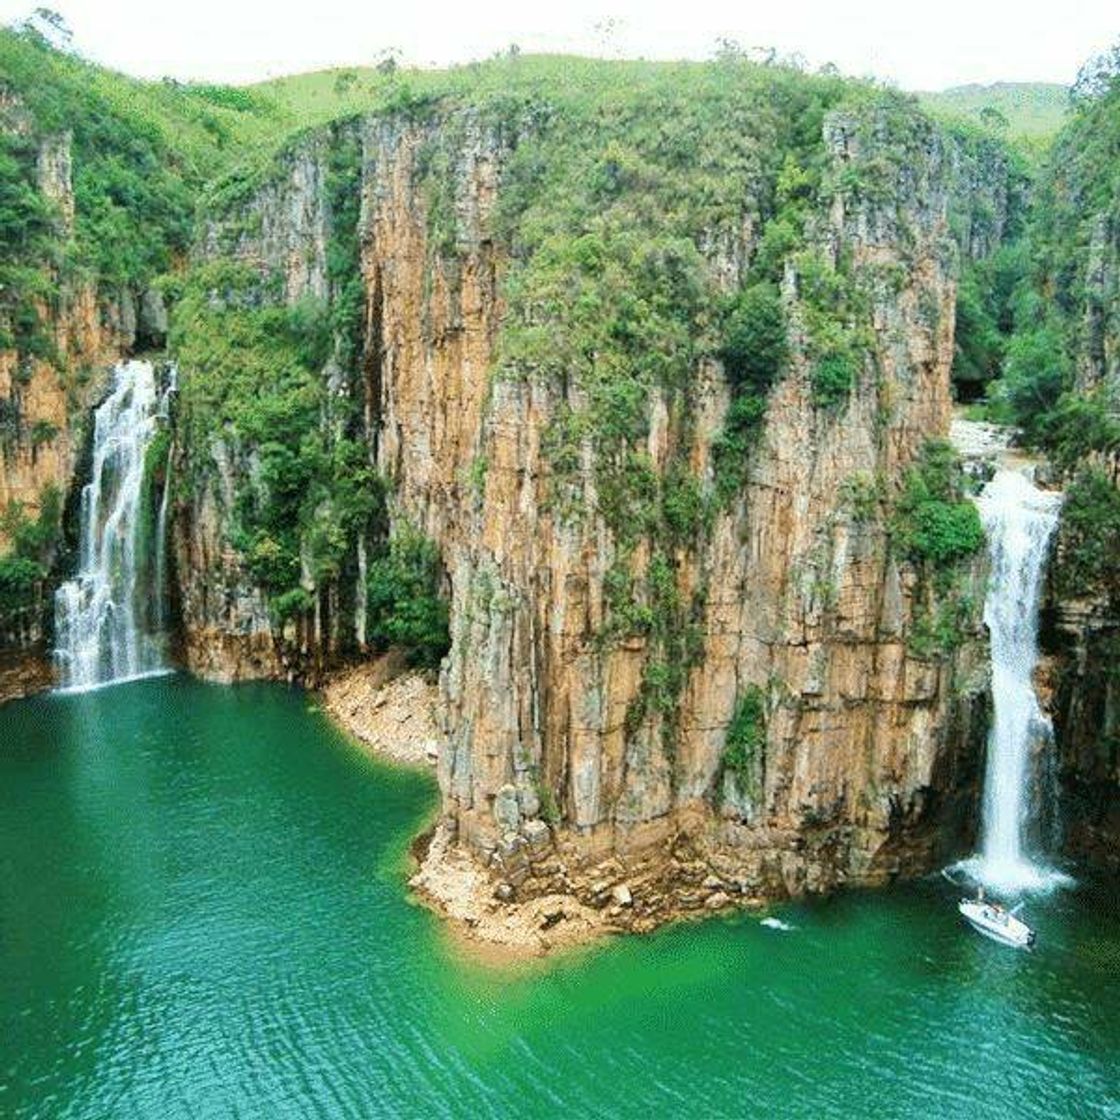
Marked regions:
[1,676,1117,1118]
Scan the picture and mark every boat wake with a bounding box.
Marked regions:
[760,917,795,932]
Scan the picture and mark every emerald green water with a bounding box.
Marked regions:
[1,676,1118,1119]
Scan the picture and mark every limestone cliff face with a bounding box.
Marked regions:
[1075,211,1120,394]
[1,100,94,545]
[172,114,506,684]
[1045,590,1120,871]
[172,431,282,683]
[362,105,991,895]
[0,101,144,700]
[173,98,1003,898]
[171,136,339,683]
[1042,202,1120,870]
[946,130,1028,265]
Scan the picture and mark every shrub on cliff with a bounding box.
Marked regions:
[366,531,451,669]
[719,282,788,394]
[1,486,61,561]
[1054,467,1120,602]
[0,134,59,361]
[892,440,984,568]
[722,685,766,801]
[0,489,59,616]
[0,554,43,614]
[811,349,856,410]
[712,393,769,500]
[991,315,1070,442]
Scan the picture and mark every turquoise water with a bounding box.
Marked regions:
[1,676,1117,1119]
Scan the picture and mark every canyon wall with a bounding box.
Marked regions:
[1043,198,1120,871]
[1025,89,1120,874]
[395,105,992,897]
[2,38,1114,910]
[172,129,348,683]
[0,95,152,700]
[173,93,1008,903]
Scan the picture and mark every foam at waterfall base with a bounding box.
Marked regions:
[949,855,1074,897]
[53,668,175,697]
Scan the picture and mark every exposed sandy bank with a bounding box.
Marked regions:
[320,653,440,769]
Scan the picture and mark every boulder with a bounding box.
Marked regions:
[517,784,541,819]
[522,819,552,858]
[492,785,521,833]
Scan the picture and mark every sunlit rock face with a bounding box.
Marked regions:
[0,101,157,701]
[172,97,1016,901]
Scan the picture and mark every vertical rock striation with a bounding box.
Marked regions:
[411,105,990,897]
[172,89,1011,909]
[0,98,149,699]
[1045,203,1120,860]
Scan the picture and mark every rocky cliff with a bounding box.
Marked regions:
[171,127,354,683]
[1016,80,1120,873]
[0,95,150,700]
[3,35,1116,928]
[410,104,992,902]
[170,78,1010,916]
[1,24,225,702]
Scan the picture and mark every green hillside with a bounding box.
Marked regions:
[918,81,1068,142]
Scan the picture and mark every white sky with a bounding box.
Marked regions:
[1,0,1116,89]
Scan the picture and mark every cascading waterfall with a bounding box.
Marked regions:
[969,467,1066,893]
[153,365,177,636]
[54,360,172,692]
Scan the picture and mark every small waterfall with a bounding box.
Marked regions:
[54,360,171,692]
[153,367,176,636]
[971,467,1066,893]
[153,445,173,636]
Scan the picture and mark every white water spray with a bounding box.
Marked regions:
[969,467,1067,893]
[54,360,171,692]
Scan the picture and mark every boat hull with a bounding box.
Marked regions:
[958,901,1035,949]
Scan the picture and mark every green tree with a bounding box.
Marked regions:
[366,531,451,668]
[719,282,788,393]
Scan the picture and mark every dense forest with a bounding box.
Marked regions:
[0,24,1026,651]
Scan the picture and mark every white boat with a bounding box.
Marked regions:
[958,897,1036,949]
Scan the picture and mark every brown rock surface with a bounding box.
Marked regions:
[321,653,441,768]
[174,100,1005,939]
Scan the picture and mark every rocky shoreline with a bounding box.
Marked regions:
[409,814,779,961]
[320,653,442,769]
[321,655,777,961]
[0,647,54,706]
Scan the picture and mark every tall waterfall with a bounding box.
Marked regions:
[972,467,1065,892]
[54,360,171,692]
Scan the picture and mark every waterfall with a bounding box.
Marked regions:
[153,445,173,636]
[153,366,177,635]
[971,467,1066,893]
[54,360,171,692]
